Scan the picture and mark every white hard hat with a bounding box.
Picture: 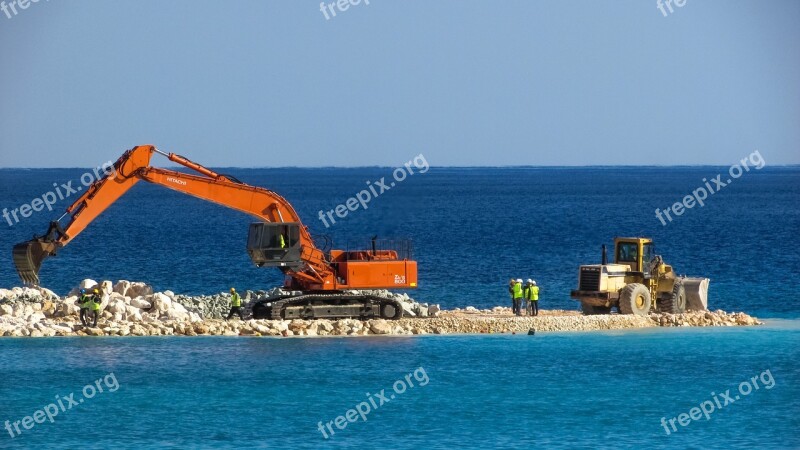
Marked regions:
[526,278,533,284]
[516,278,522,283]
[532,280,537,285]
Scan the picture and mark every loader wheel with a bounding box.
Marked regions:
[581,303,611,315]
[618,283,651,316]
[659,283,686,314]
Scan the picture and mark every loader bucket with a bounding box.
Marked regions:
[12,240,58,285]
[683,277,710,311]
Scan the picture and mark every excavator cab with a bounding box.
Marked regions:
[247,222,303,269]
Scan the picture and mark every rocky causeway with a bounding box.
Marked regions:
[0,280,762,338]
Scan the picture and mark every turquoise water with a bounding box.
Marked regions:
[1,321,798,449]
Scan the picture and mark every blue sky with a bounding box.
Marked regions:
[0,0,797,167]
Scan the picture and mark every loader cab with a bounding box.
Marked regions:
[246,222,303,269]
[614,237,653,273]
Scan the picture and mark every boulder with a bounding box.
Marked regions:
[85,327,105,336]
[100,280,113,296]
[130,297,152,310]
[401,302,417,317]
[369,319,392,335]
[38,287,59,300]
[151,293,173,313]
[128,282,154,298]
[113,280,131,296]
[107,299,127,315]
[68,279,98,296]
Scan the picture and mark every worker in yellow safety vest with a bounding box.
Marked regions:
[226,288,244,320]
[77,289,92,327]
[524,279,540,316]
[512,279,523,316]
[89,288,102,327]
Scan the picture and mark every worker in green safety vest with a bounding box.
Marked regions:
[524,279,540,316]
[226,287,244,320]
[512,279,523,316]
[77,289,92,326]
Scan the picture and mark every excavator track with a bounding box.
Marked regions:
[256,293,404,321]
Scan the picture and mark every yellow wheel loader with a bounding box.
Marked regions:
[570,237,709,316]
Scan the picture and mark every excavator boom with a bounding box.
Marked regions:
[12,145,332,286]
[12,145,418,321]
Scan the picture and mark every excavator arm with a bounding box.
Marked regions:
[13,145,333,286]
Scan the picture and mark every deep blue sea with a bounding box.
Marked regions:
[1,166,799,448]
[1,166,798,317]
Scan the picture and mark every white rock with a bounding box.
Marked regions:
[27,312,46,323]
[100,280,113,296]
[50,324,72,334]
[172,302,187,315]
[165,309,188,321]
[130,297,152,309]
[0,305,13,316]
[128,282,154,298]
[151,293,172,313]
[38,287,59,300]
[107,299,127,314]
[369,319,392,335]
[125,306,142,322]
[401,302,417,317]
[113,280,131,296]
[67,280,94,296]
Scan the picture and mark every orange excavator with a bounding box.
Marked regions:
[12,145,417,320]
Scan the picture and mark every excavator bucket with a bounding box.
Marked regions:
[12,239,58,285]
[683,277,710,311]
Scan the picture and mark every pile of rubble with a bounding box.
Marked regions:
[0,280,761,338]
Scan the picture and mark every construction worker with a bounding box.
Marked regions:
[522,279,532,315]
[77,289,91,326]
[226,288,244,320]
[508,278,515,309]
[512,279,524,316]
[89,288,102,327]
[526,280,540,316]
